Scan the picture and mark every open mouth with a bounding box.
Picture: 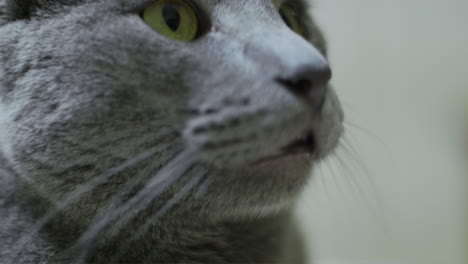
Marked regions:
[251,130,316,166]
[281,131,316,154]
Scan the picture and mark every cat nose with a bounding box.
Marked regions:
[243,27,333,109]
[276,63,332,110]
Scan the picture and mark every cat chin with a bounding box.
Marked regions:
[192,153,314,219]
[200,150,314,179]
[246,152,314,174]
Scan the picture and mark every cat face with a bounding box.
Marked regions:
[0,0,343,220]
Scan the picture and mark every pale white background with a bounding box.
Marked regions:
[297,1,468,264]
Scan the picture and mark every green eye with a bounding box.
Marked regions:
[279,4,304,36]
[143,0,199,42]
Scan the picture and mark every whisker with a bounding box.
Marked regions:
[321,155,346,199]
[26,131,172,171]
[11,145,164,260]
[313,156,349,225]
[108,166,208,263]
[339,137,383,205]
[70,148,198,263]
[105,149,190,237]
[8,17,157,261]
[344,120,392,158]
[337,141,395,227]
[336,142,400,245]
[333,148,377,212]
[194,172,214,198]
[135,167,206,235]
[316,161,331,201]
[302,163,327,213]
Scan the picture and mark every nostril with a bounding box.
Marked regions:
[316,67,332,86]
[276,78,313,97]
[276,64,331,109]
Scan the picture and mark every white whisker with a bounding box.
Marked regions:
[108,167,207,262]
[11,145,164,260]
[70,148,198,263]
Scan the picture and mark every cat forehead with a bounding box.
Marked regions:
[7,0,309,20]
[10,0,303,7]
[6,0,310,23]
[183,0,308,17]
[196,0,296,7]
[196,0,307,10]
[7,0,307,15]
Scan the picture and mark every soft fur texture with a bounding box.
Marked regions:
[0,0,343,263]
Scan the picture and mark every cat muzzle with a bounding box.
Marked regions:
[250,130,317,166]
[281,131,316,154]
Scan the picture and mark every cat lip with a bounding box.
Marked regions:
[250,131,316,166]
[281,131,316,154]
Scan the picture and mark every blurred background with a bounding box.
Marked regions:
[297,0,468,263]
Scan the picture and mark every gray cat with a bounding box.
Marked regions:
[0,0,344,263]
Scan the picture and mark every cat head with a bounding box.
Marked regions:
[0,0,343,221]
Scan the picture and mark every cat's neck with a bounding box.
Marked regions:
[1,171,305,263]
[87,212,303,263]
[4,208,303,263]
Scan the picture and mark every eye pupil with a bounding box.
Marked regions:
[162,5,181,31]
[143,0,199,42]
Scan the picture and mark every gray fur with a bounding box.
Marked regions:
[0,0,8,26]
[0,0,344,263]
